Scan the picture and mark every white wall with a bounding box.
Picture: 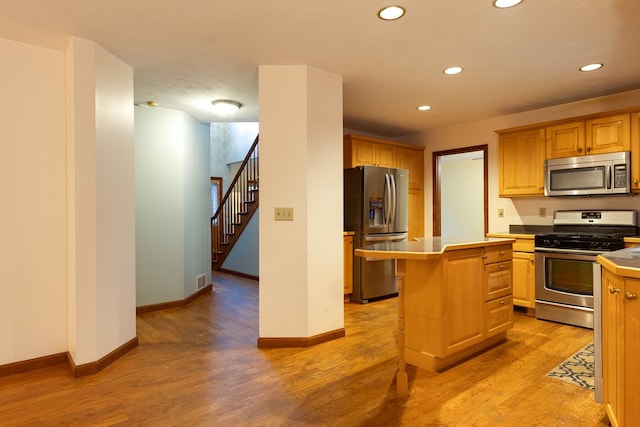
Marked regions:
[223,210,259,277]
[210,122,259,192]
[259,65,344,338]
[0,37,68,364]
[183,119,212,297]
[400,89,640,235]
[0,35,137,367]
[135,106,211,307]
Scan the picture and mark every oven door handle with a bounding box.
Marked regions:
[607,165,612,189]
[535,247,600,256]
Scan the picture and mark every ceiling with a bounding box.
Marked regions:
[1,0,639,138]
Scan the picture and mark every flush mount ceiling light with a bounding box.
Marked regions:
[378,5,405,20]
[580,63,604,72]
[492,0,523,8]
[417,105,432,111]
[443,66,464,75]
[211,99,242,115]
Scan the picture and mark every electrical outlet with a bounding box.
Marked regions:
[274,207,294,221]
[539,207,546,217]
[497,208,504,218]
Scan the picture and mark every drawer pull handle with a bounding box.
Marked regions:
[499,251,504,255]
[625,292,638,300]
[609,286,620,295]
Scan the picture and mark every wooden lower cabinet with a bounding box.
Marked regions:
[512,250,535,309]
[485,295,513,337]
[601,268,640,427]
[403,245,513,372]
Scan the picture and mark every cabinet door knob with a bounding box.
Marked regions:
[578,146,583,153]
[586,146,591,152]
[499,264,505,269]
[482,254,488,259]
[625,292,638,300]
[499,251,504,255]
[609,285,620,294]
[499,300,505,305]
[634,179,639,185]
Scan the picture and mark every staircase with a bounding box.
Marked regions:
[211,135,259,270]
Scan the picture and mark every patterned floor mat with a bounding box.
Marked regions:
[547,342,594,390]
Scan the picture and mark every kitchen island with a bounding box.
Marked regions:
[355,236,515,397]
[597,248,640,426]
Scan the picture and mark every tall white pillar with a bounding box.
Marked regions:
[258,65,344,342]
[65,38,137,366]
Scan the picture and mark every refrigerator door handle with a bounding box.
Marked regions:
[384,174,391,229]
[390,173,397,228]
[364,232,408,243]
[364,232,408,261]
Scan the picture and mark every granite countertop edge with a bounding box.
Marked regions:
[355,236,515,260]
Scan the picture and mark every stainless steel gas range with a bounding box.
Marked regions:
[534,210,637,329]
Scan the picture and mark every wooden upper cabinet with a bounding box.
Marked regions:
[546,121,585,159]
[631,111,640,192]
[546,114,630,159]
[397,147,424,189]
[498,128,545,197]
[586,113,631,155]
[344,135,396,168]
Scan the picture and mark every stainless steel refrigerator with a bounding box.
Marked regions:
[344,166,409,303]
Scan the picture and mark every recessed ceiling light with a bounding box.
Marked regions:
[579,63,604,72]
[378,5,406,21]
[492,0,523,8]
[417,105,432,111]
[211,99,242,115]
[443,66,464,75]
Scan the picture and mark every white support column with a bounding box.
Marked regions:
[65,38,136,365]
[258,65,344,340]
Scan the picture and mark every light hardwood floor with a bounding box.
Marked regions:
[0,272,609,426]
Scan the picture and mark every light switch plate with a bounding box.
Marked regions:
[274,207,294,221]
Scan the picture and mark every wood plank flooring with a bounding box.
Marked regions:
[0,272,609,426]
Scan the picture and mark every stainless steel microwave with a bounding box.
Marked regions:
[544,151,631,196]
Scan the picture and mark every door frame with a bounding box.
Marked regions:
[432,145,488,236]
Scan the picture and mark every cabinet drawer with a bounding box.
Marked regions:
[513,238,534,252]
[483,245,512,264]
[485,261,512,300]
[485,296,513,337]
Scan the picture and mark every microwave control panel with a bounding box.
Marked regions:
[614,164,628,188]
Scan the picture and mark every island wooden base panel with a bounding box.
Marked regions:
[0,272,608,426]
[405,332,508,373]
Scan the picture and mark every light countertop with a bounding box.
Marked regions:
[355,236,515,260]
[486,232,534,239]
[598,247,640,279]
